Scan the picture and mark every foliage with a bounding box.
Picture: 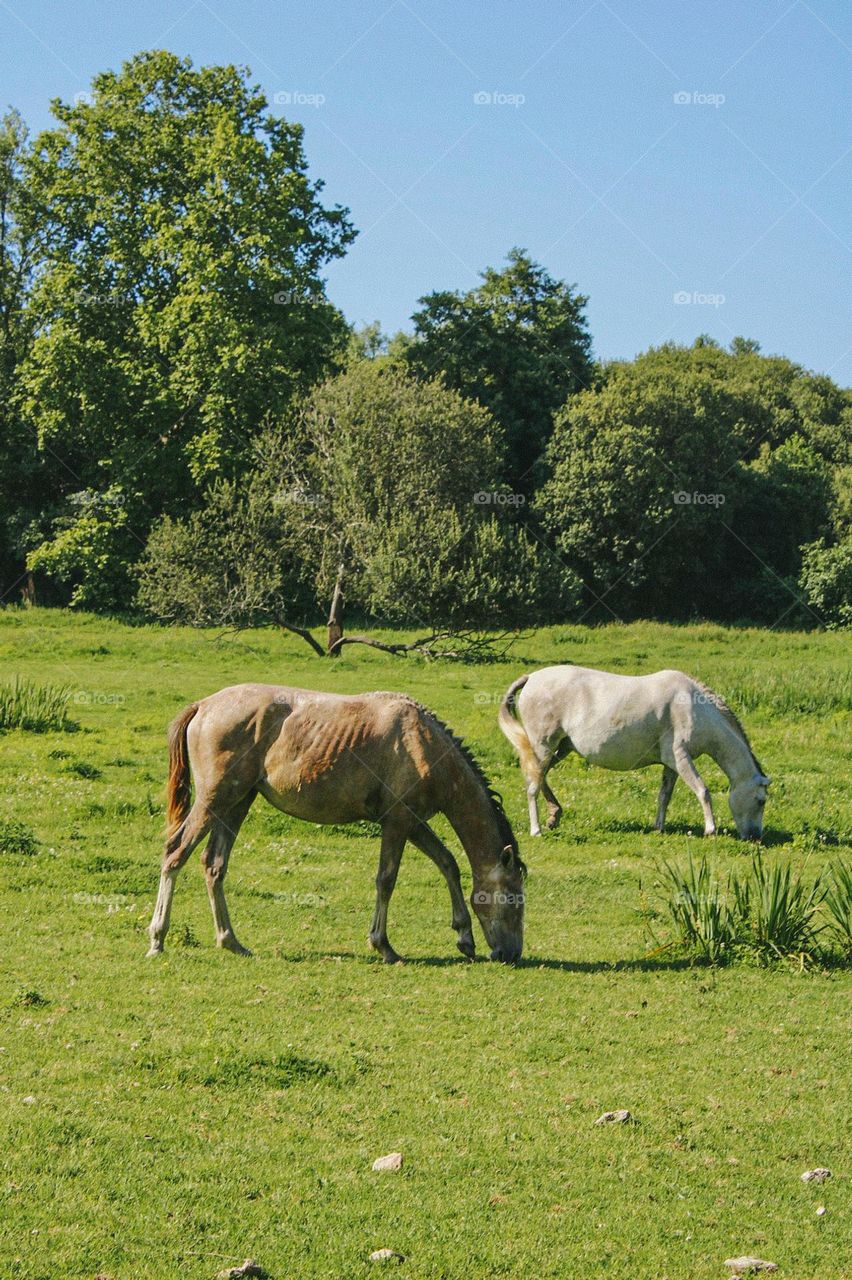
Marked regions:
[247,361,581,629]
[798,535,852,628]
[0,675,74,731]
[538,339,849,621]
[0,109,39,588]
[403,248,593,491]
[16,50,353,605]
[0,818,38,855]
[822,860,852,954]
[655,854,739,963]
[743,853,825,959]
[136,478,313,629]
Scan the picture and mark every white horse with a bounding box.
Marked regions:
[498,665,770,840]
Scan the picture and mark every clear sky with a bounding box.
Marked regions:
[3,0,850,382]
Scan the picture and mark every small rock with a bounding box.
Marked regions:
[594,1109,632,1125]
[816,1206,826,1217]
[801,1167,831,1183]
[369,1249,404,1263]
[723,1258,777,1274]
[372,1151,403,1172]
[21,1096,36,1105]
[217,1261,267,1279]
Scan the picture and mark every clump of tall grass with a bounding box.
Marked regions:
[823,861,852,956]
[655,853,830,965]
[655,855,739,964]
[0,677,76,732]
[742,856,825,960]
[0,819,38,856]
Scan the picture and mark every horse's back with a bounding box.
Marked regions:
[519,664,694,768]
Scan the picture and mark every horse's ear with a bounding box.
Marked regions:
[501,845,514,868]
[757,774,771,787]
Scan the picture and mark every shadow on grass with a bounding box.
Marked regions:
[270,948,701,973]
[591,819,794,847]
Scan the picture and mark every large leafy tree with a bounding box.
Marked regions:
[20,50,354,607]
[538,339,847,622]
[138,362,580,639]
[0,110,38,598]
[402,248,593,493]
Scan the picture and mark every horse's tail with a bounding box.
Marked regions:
[498,675,539,777]
[166,702,199,836]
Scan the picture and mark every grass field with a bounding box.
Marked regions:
[1,610,849,1280]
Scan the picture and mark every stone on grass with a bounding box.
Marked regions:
[217,1261,267,1279]
[369,1248,404,1263]
[801,1167,831,1183]
[723,1257,777,1273]
[594,1109,632,1125]
[816,1206,826,1217]
[372,1151,403,1172]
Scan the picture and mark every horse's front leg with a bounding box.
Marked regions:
[654,766,678,832]
[409,822,475,959]
[368,822,407,963]
[672,748,716,836]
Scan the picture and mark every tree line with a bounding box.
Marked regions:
[1,50,849,642]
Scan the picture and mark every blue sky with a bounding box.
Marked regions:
[3,0,850,381]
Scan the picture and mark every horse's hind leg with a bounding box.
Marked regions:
[409,822,475,959]
[541,772,563,830]
[654,766,678,832]
[147,804,212,956]
[368,821,407,964]
[201,791,256,955]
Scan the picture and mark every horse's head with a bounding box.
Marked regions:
[729,772,771,840]
[471,844,525,963]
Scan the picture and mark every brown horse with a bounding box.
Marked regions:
[147,684,525,963]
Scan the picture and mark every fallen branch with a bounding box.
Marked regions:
[328,630,524,662]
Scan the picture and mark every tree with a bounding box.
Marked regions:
[538,340,847,622]
[19,50,355,607]
[403,249,593,493]
[138,362,580,647]
[0,110,38,599]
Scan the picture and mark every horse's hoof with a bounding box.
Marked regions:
[383,951,404,965]
[457,938,476,960]
[220,935,252,956]
[145,945,163,958]
[546,815,562,831]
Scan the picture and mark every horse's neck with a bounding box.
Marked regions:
[441,751,501,875]
[708,716,755,785]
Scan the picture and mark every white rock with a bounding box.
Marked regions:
[594,1109,632,1125]
[22,1095,36,1105]
[816,1206,827,1217]
[372,1151,403,1172]
[801,1167,831,1183]
[723,1258,777,1273]
[369,1249,404,1263]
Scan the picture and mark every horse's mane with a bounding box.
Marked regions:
[692,679,765,776]
[385,693,525,873]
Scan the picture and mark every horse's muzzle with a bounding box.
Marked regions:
[491,946,522,964]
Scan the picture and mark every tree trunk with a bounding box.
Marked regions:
[327,564,344,653]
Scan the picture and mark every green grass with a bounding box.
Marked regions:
[0,610,849,1280]
[0,675,75,733]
